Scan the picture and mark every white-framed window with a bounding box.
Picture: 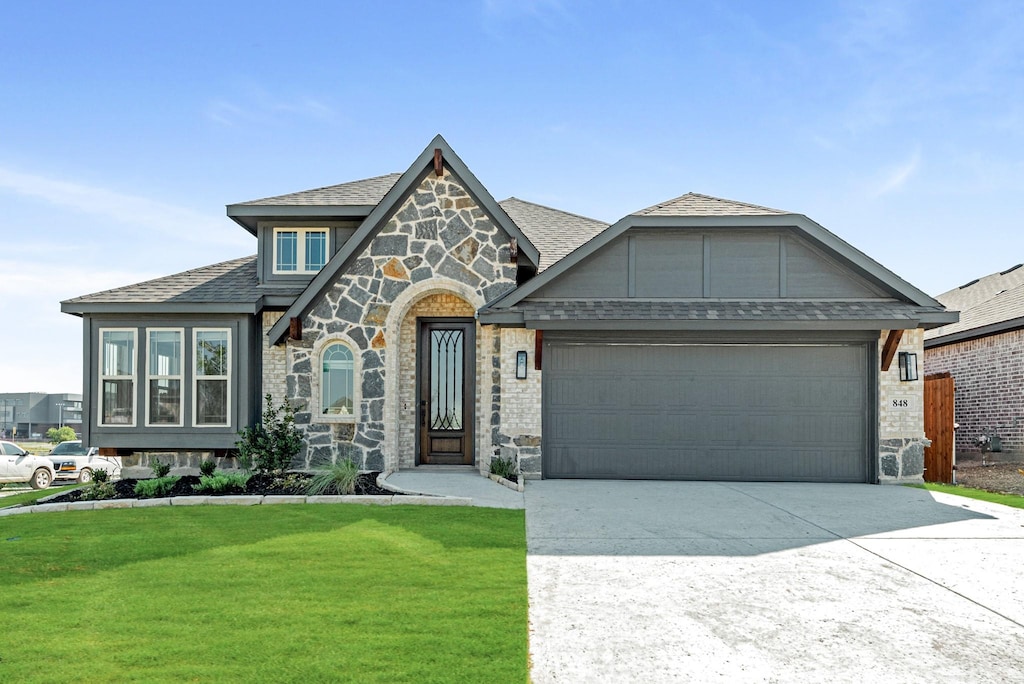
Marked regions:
[99,328,136,426]
[273,227,329,274]
[315,337,360,423]
[146,328,184,427]
[193,328,231,427]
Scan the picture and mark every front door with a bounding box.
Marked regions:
[418,319,475,465]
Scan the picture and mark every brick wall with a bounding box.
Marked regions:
[925,328,1024,455]
[262,311,287,412]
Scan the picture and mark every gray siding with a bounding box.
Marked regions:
[532,229,887,300]
[543,336,874,482]
[83,313,257,451]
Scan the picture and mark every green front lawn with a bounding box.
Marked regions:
[0,505,528,683]
[914,483,1024,510]
[0,484,80,507]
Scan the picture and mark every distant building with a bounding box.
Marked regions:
[0,392,82,440]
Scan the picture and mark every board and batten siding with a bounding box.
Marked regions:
[532,229,885,300]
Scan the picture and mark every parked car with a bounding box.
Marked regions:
[48,441,121,483]
[0,440,55,489]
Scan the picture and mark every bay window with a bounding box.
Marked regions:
[146,329,183,426]
[194,329,230,426]
[99,329,136,426]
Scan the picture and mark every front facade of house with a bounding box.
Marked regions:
[63,135,956,483]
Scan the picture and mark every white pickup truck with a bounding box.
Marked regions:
[48,440,122,483]
[0,440,56,489]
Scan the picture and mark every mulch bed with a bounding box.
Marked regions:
[953,458,1024,497]
[43,472,393,504]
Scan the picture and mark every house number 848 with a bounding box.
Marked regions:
[892,399,909,408]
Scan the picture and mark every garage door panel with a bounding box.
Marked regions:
[543,343,870,482]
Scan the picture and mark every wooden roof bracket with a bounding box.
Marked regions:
[289,316,303,341]
[433,148,443,176]
[880,329,903,371]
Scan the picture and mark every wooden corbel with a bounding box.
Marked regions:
[289,317,303,341]
[880,329,903,371]
[433,148,443,176]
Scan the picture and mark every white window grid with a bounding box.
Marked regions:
[145,328,185,427]
[98,327,137,428]
[193,328,232,428]
[272,227,330,274]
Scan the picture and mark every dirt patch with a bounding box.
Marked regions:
[954,458,1024,496]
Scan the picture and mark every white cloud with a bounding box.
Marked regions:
[205,89,339,127]
[871,148,921,196]
[0,166,250,249]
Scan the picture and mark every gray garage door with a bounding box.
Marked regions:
[543,342,870,482]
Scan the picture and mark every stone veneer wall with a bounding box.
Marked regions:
[279,169,517,471]
[878,328,929,482]
[495,328,543,479]
[925,328,1024,456]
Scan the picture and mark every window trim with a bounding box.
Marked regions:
[272,226,330,274]
[98,327,138,428]
[192,327,232,428]
[145,327,185,428]
[313,336,361,424]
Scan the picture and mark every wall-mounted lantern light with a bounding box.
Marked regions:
[898,351,918,381]
[516,351,528,379]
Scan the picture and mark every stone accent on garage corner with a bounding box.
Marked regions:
[878,328,928,483]
[492,328,543,479]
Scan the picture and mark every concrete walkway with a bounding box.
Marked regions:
[384,468,525,509]
[525,481,1024,683]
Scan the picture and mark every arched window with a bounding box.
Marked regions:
[321,343,355,416]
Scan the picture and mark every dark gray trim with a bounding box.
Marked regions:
[267,134,541,344]
[521,319,920,332]
[61,302,259,315]
[924,315,1024,348]
[484,215,946,312]
[868,340,880,484]
[227,206,376,235]
[779,235,788,297]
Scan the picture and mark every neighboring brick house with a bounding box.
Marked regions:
[925,265,1024,457]
[62,135,956,483]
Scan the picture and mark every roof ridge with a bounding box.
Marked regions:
[499,196,609,226]
[633,191,789,216]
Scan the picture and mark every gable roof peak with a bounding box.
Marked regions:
[633,192,790,217]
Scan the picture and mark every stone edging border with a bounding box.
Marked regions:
[0,493,475,517]
[488,473,525,493]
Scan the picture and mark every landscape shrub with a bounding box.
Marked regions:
[192,472,250,495]
[489,454,517,480]
[151,460,171,478]
[81,481,116,501]
[92,468,109,484]
[305,459,360,496]
[236,395,304,474]
[199,460,217,477]
[134,476,179,499]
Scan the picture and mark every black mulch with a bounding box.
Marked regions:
[42,472,393,504]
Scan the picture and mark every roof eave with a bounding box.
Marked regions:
[226,204,378,236]
[924,314,1024,348]
[60,301,259,315]
[513,318,926,331]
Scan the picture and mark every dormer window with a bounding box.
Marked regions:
[273,227,329,274]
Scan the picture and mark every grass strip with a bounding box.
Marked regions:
[912,482,1024,510]
[0,484,80,508]
[0,504,528,683]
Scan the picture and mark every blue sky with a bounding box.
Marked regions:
[2,0,1022,393]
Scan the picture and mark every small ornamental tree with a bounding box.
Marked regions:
[46,426,77,444]
[236,395,304,474]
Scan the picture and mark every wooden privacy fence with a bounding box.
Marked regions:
[923,372,955,483]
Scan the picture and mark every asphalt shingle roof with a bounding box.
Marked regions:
[62,256,268,306]
[925,264,1024,341]
[498,197,609,272]
[502,299,943,323]
[632,192,789,217]
[235,173,403,206]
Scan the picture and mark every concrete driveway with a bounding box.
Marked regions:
[525,481,1024,683]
